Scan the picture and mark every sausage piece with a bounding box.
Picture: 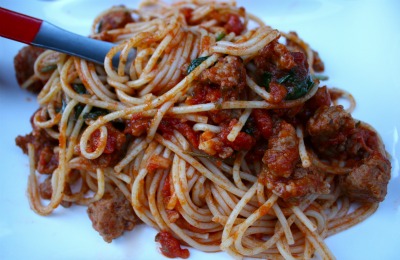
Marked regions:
[340,152,391,203]
[14,46,45,93]
[87,190,139,243]
[262,120,299,178]
[307,105,355,158]
[97,8,134,33]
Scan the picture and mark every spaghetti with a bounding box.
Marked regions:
[15,0,391,259]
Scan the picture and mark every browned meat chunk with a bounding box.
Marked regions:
[262,120,299,178]
[39,176,53,200]
[340,152,391,203]
[307,105,354,137]
[254,40,312,102]
[311,50,325,72]
[15,114,58,174]
[158,118,200,148]
[208,12,244,35]
[199,119,256,159]
[39,176,73,208]
[186,83,241,124]
[344,123,383,161]
[199,55,246,95]
[307,105,355,158]
[255,40,296,72]
[87,190,139,243]
[14,46,45,93]
[303,86,331,116]
[251,109,273,140]
[261,120,330,200]
[84,123,127,168]
[285,31,325,72]
[187,56,246,124]
[97,8,134,33]
[261,166,329,200]
[93,7,135,42]
[125,113,151,137]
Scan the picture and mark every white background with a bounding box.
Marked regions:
[0,0,399,259]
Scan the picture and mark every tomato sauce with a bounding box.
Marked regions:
[155,231,190,259]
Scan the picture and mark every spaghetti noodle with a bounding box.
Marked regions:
[15,1,391,259]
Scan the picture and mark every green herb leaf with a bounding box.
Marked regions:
[74,104,85,120]
[56,98,67,113]
[40,64,57,73]
[216,32,226,41]
[277,74,292,84]
[285,76,314,100]
[312,74,329,81]
[83,108,109,120]
[261,72,272,91]
[72,83,87,94]
[96,20,103,33]
[183,151,213,159]
[187,56,209,74]
[243,123,256,136]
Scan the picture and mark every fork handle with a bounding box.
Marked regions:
[0,7,42,44]
[0,7,115,65]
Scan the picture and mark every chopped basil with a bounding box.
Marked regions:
[216,32,226,41]
[214,99,223,110]
[312,74,329,81]
[277,74,291,84]
[184,151,213,159]
[243,122,256,136]
[96,20,103,33]
[74,104,85,120]
[187,56,209,74]
[56,98,67,113]
[285,75,314,100]
[261,72,272,91]
[40,64,57,73]
[72,83,87,94]
[272,70,315,100]
[83,108,109,120]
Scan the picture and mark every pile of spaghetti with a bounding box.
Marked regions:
[15,0,391,259]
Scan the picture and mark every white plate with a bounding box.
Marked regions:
[0,0,399,259]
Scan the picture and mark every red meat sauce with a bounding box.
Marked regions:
[263,120,299,178]
[14,27,392,248]
[159,118,200,148]
[81,122,127,168]
[14,46,46,93]
[87,123,126,154]
[155,231,190,259]
[147,154,172,173]
[39,173,79,208]
[285,31,325,73]
[123,47,329,161]
[224,13,245,35]
[15,111,59,175]
[218,119,256,151]
[181,7,244,36]
[305,105,391,202]
[253,39,313,104]
[179,7,193,24]
[125,113,264,160]
[93,7,134,42]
